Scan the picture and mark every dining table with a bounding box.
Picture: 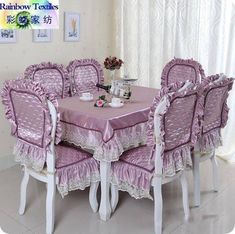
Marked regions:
[57,85,159,221]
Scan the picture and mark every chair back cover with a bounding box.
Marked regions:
[199,74,234,151]
[24,62,70,98]
[161,58,205,88]
[1,79,62,171]
[67,59,104,95]
[147,82,203,176]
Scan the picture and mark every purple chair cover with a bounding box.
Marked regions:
[111,82,203,199]
[55,143,100,197]
[199,75,234,152]
[67,59,104,95]
[147,81,198,147]
[24,62,70,99]
[1,80,100,197]
[1,79,62,171]
[161,58,205,88]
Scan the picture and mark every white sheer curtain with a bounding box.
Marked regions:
[113,0,235,161]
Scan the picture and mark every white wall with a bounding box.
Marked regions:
[0,0,114,168]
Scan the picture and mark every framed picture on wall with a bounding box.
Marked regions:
[64,12,80,42]
[33,29,52,42]
[0,29,17,43]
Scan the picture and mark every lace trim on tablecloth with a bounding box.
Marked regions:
[61,121,147,162]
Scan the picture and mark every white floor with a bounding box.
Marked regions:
[0,158,235,234]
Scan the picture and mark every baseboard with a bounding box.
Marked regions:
[0,154,16,171]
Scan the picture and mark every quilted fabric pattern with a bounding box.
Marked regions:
[34,69,64,98]
[161,58,205,88]
[24,62,70,99]
[111,83,203,199]
[74,65,99,93]
[11,91,45,147]
[198,75,234,152]
[67,59,104,96]
[55,143,100,197]
[55,144,92,169]
[203,86,228,134]
[1,79,63,171]
[119,146,154,172]
[164,94,197,151]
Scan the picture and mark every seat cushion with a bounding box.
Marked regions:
[55,143,100,197]
[111,146,155,200]
[111,144,192,199]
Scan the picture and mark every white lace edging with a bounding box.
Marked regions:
[110,177,153,200]
[57,173,100,198]
[162,146,192,177]
[199,129,222,152]
[61,122,147,162]
[14,141,46,172]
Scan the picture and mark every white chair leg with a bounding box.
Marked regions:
[19,166,29,215]
[153,177,162,234]
[193,152,201,207]
[46,175,55,234]
[99,161,111,221]
[111,184,119,212]
[210,152,219,192]
[89,182,99,213]
[180,172,189,220]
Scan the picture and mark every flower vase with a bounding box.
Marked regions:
[110,70,115,82]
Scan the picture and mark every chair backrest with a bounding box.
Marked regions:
[24,62,70,99]
[67,59,104,95]
[199,74,234,151]
[147,82,203,176]
[161,58,205,88]
[1,79,61,171]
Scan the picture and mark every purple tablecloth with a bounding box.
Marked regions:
[58,86,159,162]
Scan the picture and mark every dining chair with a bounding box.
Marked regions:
[161,57,206,88]
[110,82,203,234]
[192,74,234,206]
[1,79,100,234]
[24,62,70,99]
[67,58,104,95]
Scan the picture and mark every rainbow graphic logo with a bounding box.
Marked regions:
[0,0,59,29]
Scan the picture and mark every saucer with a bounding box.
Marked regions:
[109,102,124,108]
[80,96,93,101]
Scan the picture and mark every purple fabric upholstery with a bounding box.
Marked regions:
[199,75,234,152]
[67,59,104,95]
[1,79,100,197]
[1,79,62,171]
[111,146,154,199]
[111,82,203,199]
[55,143,100,197]
[24,62,70,99]
[58,86,158,162]
[147,82,194,147]
[161,58,205,88]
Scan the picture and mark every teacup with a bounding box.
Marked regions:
[111,97,122,106]
[82,92,93,99]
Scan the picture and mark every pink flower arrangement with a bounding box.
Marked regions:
[104,56,123,70]
[94,95,107,107]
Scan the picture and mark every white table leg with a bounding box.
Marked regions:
[99,161,111,221]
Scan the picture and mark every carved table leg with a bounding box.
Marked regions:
[99,161,111,221]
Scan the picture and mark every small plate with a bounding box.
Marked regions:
[109,103,124,108]
[80,96,93,101]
